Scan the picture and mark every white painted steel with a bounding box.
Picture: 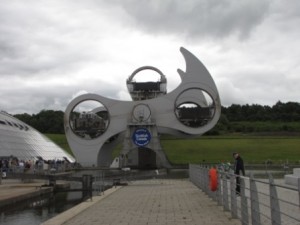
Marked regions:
[65,47,221,167]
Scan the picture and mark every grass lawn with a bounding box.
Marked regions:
[45,133,300,165]
[45,133,74,156]
[162,136,300,164]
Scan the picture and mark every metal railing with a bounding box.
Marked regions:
[189,164,300,225]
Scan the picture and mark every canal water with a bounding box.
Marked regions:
[0,182,84,225]
[0,169,108,225]
[0,169,186,225]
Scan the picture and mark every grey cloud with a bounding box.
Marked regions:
[271,0,300,20]
[1,0,300,114]
[107,0,271,40]
[217,67,300,107]
[0,1,104,78]
[0,76,127,114]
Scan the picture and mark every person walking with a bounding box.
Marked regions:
[233,152,245,195]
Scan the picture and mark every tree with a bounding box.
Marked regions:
[15,110,65,134]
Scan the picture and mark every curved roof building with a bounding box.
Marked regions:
[0,111,75,162]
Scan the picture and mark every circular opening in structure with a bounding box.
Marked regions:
[175,88,215,128]
[70,100,109,139]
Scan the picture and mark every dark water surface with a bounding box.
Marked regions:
[0,189,83,225]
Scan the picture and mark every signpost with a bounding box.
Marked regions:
[132,128,151,147]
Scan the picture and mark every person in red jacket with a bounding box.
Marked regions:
[209,166,218,191]
[233,152,245,195]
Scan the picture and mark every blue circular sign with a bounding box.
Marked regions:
[132,128,151,146]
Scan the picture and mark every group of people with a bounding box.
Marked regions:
[1,157,73,178]
[1,158,42,173]
[209,152,245,195]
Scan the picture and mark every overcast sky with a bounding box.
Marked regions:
[1,0,299,114]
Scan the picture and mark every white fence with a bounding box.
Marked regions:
[189,164,300,225]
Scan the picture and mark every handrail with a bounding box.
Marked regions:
[189,164,300,225]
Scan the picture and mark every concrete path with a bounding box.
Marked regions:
[0,179,53,208]
[44,179,241,225]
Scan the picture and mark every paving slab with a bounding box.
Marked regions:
[45,179,241,225]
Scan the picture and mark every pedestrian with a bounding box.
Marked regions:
[209,166,218,192]
[233,152,245,195]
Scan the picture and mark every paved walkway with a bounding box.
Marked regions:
[44,179,241,225]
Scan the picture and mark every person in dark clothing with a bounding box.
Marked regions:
[233,152,245,195]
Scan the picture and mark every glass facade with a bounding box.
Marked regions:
[0,111,74,162]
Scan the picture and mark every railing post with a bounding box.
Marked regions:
[48,175,56,186]
[230,174,238,218]
[189,164,193,182]
[201,166,206,191]
[223,173,230,211]
[241,177,249,225]
[269,173,281,225]
[202,167,206,193]
[82,174,93,200]
[188,164,193,183]
[198,165,203,189]
[194,165,199,188]
[250,173,261,225]
[192,165,199,188]
[194,165,198,186]
[298,177,300,208]
[217,172,222,205]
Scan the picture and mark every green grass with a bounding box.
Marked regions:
[45,133,74,156]
[45,133,300,165]
[162,136,300,164]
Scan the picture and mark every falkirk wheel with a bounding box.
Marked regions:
[64,47,221,168]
